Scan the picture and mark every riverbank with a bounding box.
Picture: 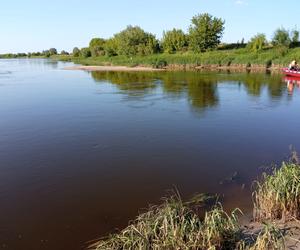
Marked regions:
[91,161,300,250]
[64,65,164,72]
[55,47,300,72]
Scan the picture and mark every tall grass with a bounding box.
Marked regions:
[54,47,300,69]
[237,223,284,250]
[90,193,242,250]
[253,162,300,222]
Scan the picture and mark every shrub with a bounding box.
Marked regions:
[113,25,160,56]
[72,47,80,57]
[89,38,106,57]
[151,59,168,69]
[80,47,91,58]
[162,29,188,53]
[247,33,267,52]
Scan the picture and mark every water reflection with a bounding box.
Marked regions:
[91,71,286,113]
[284,76,300,95]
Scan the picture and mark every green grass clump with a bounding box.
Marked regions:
[249,223,284,250]
[237,223,284,250]
[90,194,241,250]
[253,162,300,221]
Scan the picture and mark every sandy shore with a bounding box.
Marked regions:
[64,65,164,72]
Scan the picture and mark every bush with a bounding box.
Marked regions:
[72,47,80,57]
[151,59,168,69]
[104,38,118,57]
[114,25,160,56]
[162,29,188,53]
[247,33,267,52]
[89,38,106,57]
[80,47,91,58]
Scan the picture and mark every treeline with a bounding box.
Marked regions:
[71,13,300,59]
[0,48,69,59]
[73,13,225,58]
[1,13,300,60]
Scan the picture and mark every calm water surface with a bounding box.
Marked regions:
[0,59,300,250]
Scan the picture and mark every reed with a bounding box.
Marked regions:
[253,162,300,222]
[90,193,241,250]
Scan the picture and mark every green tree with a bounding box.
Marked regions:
[247,33,267,52]
[162,29,188,53]
[49,48,57,55]
[114,25,159,56]
[188,13,225,52]
[291,29,299,43]
[89,38,106,57]
[42,50,51,57]
[60,50,69,55]
[73,47,80,57]
[272,28,291,47]
[80,47,91,58]
[104,38,118,57]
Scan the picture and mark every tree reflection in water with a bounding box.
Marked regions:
[90,70,287,113]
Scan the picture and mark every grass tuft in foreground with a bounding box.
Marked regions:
[253,162,300,222]
[90,193,241,250]
[237,223,284,250]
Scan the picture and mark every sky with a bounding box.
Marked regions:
[1,0,298,53]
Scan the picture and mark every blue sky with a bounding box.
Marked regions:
[1,0,298,53]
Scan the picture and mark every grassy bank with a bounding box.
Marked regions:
[90,161,300,249]
[55,47,300,70]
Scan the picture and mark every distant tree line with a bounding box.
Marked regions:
[0,48,69,58]
[1,13,300,59]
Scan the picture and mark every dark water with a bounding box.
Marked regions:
[0,59,300,250]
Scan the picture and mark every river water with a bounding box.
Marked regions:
[0,59,299,250]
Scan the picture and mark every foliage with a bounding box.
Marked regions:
[253,162,300,221]
[291,29,299,43]
[247,33,267,52]
[272,28,291,47]
[113,25,160,56]
[49,48,57,55]
[103,38,118,57]
[162,28,188,53]
[89,38,106,57]
[60,50,69,55]
[72,47,80,57]
[151,59,168,69]
[80,47,91,58]
[188,13,225,52]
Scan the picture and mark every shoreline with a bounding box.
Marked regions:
[64,65,165,72]
[63,64,283,73]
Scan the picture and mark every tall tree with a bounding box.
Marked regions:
[188,13,225,52]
